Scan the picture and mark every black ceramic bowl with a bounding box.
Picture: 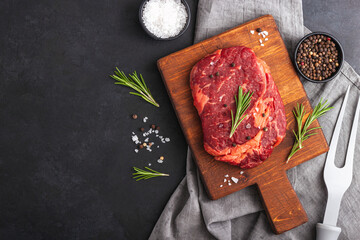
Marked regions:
[294,32,344,83]
[139,0,191,40]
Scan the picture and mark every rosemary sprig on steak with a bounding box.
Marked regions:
[229,86,253,138]
[286,99,332,163]
[110,68,159,107]
[132,167,169,181]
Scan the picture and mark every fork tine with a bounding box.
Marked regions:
[343,95,360,174]
[325,86,351,168]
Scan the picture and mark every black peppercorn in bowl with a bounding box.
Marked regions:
[294,32,344,83]
[139,0,191,40]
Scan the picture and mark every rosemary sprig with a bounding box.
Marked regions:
[132,167,169,181]
[110,68,159,107]
[229,86,253,138]
[286,98,333,163]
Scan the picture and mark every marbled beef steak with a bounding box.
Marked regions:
[190,46,286,169]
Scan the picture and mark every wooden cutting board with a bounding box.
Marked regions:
[157,15,329,234]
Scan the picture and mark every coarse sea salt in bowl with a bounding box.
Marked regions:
[139,0,191,40]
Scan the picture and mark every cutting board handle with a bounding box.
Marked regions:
[257,171,308,234]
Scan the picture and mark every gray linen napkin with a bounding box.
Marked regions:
[150,0,360,239]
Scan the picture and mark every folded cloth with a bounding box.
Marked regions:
[150,0,360,239]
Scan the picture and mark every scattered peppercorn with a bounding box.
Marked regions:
[215,71,219,76]
[149,142,153,147]
[246,136,251,140]
[262,113,266,117]
[256,28,262,33]
[209,74,214,78]
[232,143,236,147]
[297,34,340,81]
[156,126,160,131]
[140,127,145,132]
[143,143,147,147]
[231,63,235,67]
[132,114,138,119]
[138,144,144,149]
[160,156,164,160]
[151,124,156,129]
[223,104,227,107]
[263,127,268,132]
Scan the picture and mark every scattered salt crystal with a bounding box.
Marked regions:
[258,33,260,35]
[165,138,170,142]
[143,117,148,122]
[157,159,163,163]
[224,179,227,183]
[157,145,160,148]
[255,107,259,112]
[250,30,255,34]
[264,31,268,35]
[132,132,135,134]
[228,180,231,183]
[246,123,251,129]
[258,126,261,129]
[220,185,223,188]
[265,38,268,41]
[240,171,244,175]
[142,0,188,39]
[210,62,214,65]
[269,116,273,121]
[134,149,139,153]
[132,135,140,144]
[155,130,159,134]
[260,44,264,47]
[225,174,229,177]
[145,138,149,142]
[228,182,232,186]
[146,146,152,152]
[259,39,262,43]
[231,177,239,183]
[156,135,159,137]
[149,163,152,166]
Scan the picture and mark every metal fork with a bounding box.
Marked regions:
[316,86,360,240]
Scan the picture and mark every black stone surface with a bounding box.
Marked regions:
[0,0,359,239]
[0,0,197,239]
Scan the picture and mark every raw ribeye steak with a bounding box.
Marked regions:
[190,46,286,169]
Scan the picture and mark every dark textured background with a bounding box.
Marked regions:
[0,0,359,239]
